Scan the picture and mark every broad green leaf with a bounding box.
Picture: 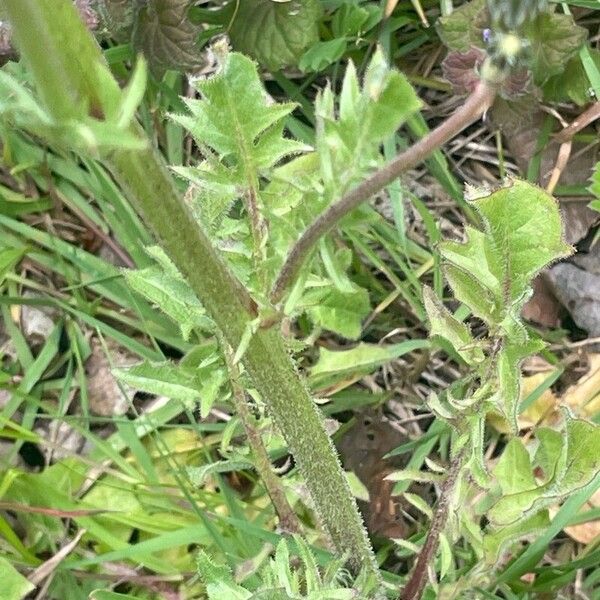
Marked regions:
[442,180,573,329]
[331,3,372,38]
[132,0,205,74]
[483,510,550,564]
[310,340,429,387]
[524,12,588,85]
[436,0,487,52]
[543,51,600,105]
[228,0,322,71]
[0,557,34,600]
[533,427,564,485]
[305,285,370,340]
[493,438,536,495]
[423,286,484,365]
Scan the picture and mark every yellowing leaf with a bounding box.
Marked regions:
[563,354,600,418]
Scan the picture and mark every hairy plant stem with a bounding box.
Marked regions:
[222,341,303,535]
[399,448,467,600]
[4,0,379,577]
[270,82,497,304]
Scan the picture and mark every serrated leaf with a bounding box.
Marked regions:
[132,0,205,74]
[0,557,34,600]
[316,50,421,200]
[436,0,487,52]
[423,286,484,365]
[124,265,213,340]
[197,551,252,599]
[305,285,370,340]
[524,12,588,85]
[228,0,322,71]
[169,52,307,233]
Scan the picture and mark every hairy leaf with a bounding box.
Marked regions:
[133,0,205,74]
[228,0,321,71]
[423,286,484,365]
[114,359,226,417]
[124,255,214,341]
[310,340,429,388]
[488,413,600,526]
[316,52,421,201]
[441,180,572,328]
[170,52,307,230]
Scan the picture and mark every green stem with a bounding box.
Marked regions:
[224,342,303,535]
[3,0,378,576]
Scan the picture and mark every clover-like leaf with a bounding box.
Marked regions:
[133,0,206,74]
[228,0,322,71]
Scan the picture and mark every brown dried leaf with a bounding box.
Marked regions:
[552,489,600,545]
[563,354,600,418]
